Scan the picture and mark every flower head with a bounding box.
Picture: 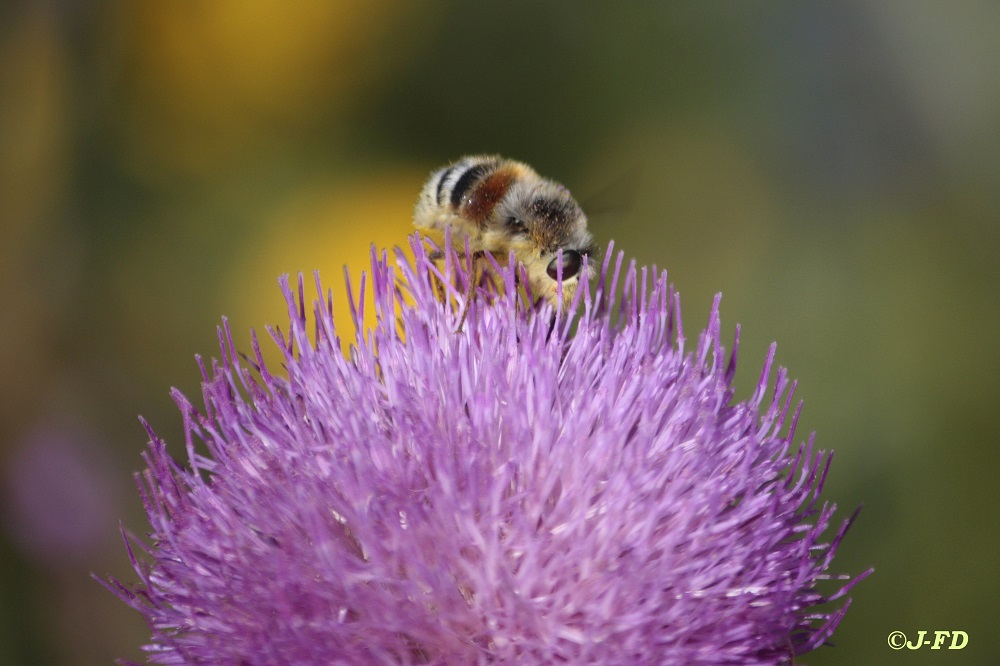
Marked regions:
[106,236,869,664]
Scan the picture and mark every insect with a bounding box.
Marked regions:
[413,155,595,327]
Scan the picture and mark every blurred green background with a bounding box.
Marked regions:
[2,2,997,664]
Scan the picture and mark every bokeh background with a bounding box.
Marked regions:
[2,2,997,664]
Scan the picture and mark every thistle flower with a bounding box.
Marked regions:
[105,235,869,665]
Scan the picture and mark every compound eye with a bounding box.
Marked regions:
[506,216,526,232]
[546,249,582,281]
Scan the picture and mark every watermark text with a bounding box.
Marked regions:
[887,630,968,650]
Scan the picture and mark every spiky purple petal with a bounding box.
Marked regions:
[107,235,869,665]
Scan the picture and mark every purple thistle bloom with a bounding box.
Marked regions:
[105,235,870,665]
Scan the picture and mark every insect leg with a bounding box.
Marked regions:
[455,251,485,333]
